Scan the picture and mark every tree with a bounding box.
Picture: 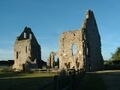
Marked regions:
[111,47,120,61]
[54,58,59,67]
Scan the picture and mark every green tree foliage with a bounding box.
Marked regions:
[54,58,59,67]
[104,60,112,65]
[111,47,120,61]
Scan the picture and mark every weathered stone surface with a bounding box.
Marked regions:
[58,30,85,70]
[82,10,103,71]
[13,27,42,71]
[47,51,56,68]
[57,10,103,71]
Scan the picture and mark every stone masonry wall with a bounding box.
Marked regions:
[13,27,41,71]
[58,30,85,70]
[57,10,103,71]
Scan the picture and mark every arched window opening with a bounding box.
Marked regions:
[54,56,59,68]
[26,46,27,53]
[16,52,19,59]
[72,43,78,56]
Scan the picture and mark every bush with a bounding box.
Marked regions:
[0,66,13,72]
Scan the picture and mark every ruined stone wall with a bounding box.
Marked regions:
[13,39,31,70]
[58,30,85,70]
[57,10,103,71]
[47,52,56,68]
[13,27,42,71]
[82,10,103,71]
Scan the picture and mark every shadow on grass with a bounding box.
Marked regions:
[80,72,107,90]
[96,70,120,90]
[0,72,25,78]
[1,70,119,90]
[0,76,54,90]
[0,72,55,90]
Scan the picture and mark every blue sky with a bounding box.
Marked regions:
[0,0,120,61]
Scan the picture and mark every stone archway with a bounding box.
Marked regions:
[47,52,59,69]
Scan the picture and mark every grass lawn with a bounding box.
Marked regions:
[80,72,107,90]
[80,70,120,90]
[0,71,57,90]
[96,70,120,90]
[1,69,119,90]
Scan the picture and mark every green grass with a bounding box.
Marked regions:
[0,71,57,90]
[0,71,56,79]
[80,72,107,90]
[1,70,119,90]
[96,70,120,90]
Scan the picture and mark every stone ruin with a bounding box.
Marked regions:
[47,51,59,69]
[12,10,103,72]
[47,51,56,68]
[48,10,103,71]
[13,27,43,71]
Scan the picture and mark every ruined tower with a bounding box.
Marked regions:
[13,27,42,71]
[58,10,103,71]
